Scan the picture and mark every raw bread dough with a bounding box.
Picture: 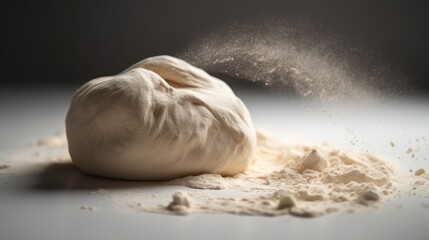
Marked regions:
[66,56,256,180]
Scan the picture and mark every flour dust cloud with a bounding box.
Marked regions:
[179,20,410,101]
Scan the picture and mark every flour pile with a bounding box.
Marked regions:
[138,131,399,217]
[24,124,429,217]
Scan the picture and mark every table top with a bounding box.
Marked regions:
[1,88,428,240]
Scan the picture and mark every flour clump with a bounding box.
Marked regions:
[66,56,256,180]
[167,192,193,215]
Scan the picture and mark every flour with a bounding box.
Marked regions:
[415,168,426,176]
[167,174,227,190]
[151,131,398,216]
[179,21,410,101]
[29,126,429,217]
[21,51,428,217]
[297,149,328,172]
[166,192,193,215]
[36,132,67,148]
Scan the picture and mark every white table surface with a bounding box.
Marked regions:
[1,87,428,240]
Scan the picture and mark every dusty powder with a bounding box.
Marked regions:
[36,132,68,148]
[179,21,410,101]
[134,131,399,217]
[166,192,193,215]
[28,129,429,217]
[168,174,227,190]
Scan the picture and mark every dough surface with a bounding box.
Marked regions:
[66,56,256,180]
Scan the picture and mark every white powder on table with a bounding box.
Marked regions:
[36,132,67,148]
[138,131,399,217]
[24,128,429,217]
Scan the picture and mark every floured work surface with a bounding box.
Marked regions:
[4,129,428,218]
[2,90,429,240]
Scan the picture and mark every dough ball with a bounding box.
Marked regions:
[66,55,256,180]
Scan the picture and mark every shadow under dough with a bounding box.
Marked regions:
[32,161,166,190]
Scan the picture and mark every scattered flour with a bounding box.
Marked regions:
[36,132,67,148]
[167,174,227,190]
[28,130,429,217]
[415,168,426,176]
[179,21,410,101]
[144,131,399,217]
[166,192,193,215]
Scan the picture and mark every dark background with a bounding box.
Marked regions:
[1,0,429,91]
